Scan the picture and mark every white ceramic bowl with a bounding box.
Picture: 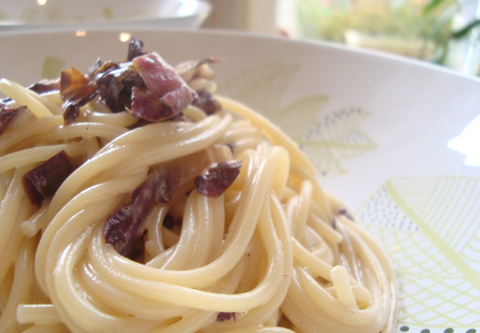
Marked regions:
[1,29,479,332]
[0,0,211,31]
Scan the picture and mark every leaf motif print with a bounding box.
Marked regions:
[276,94,329,142]
[357,176,480,327]
[218,63,300,116]
[219,63,377,177]
[300,107,377,176]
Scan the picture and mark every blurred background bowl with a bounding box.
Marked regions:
[0,0,211,31]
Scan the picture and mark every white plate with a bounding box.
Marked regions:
[1,29,479,332]
[0,0,211,30]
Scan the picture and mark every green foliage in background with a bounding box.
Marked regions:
[296,0,479,65]
[297,0,445,41]
[423,0,480,64]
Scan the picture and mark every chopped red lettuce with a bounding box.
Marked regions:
[95,65,144,113]
[130,86,173,122]
[60,66,99,124]
[192,89,222,115]
[0,104,26,135]
[131,52,195,121]
[338,208,354,221]
[22,150,77,206]
[103,151,211,257]
[175,58,219,83]
[216,312,236,322]
[195,160,242,198]
[88,59,119,81]
[56,38,220,123]
[27,79,60,94]
[127,37,147,61]
[128,229,147,262]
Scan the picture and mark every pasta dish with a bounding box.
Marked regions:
[0,38,398,332]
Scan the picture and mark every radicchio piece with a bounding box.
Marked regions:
[160,85,196,115]
[175,58,219,83]
[27,79,60,94]
[338,208,354,221]
[127,37,147,61]
[195,160,242,198]
[131,52,194,121]
[192,89,222,115]
[103,150,211,257]
[22,150,77,206]
[130,86,174,122]
[88,59,119,81]
[128,229,147,262]
[216,312,236,322]
[60,66,99,124]
[96,65,144,113]
[0,104,26,135]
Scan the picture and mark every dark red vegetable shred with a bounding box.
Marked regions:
[131,52,195,121]
[27,79,60,94]
[60,66,99,124]
[127,37,147,61]
[0,104,26,135]
[103,150,212,257]
[338,208,354,221]
[192,89,222,115]
[216,312,236,322]
[22,150,77,206]
[175,58,220,83]
[130,86,173,122]
[128,229,147,262]
[95,65,144,113]
[195,160,242,198]
[56,39,220,123]
[88,59,119,81]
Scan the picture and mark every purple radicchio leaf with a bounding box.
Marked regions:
[127,37,147,61]
[95,65,144,113]
[22,150,77,206]
[338,208,354,221]
[216,312,236,322]
[192,89,222,115]
[27,79,60,94]
[130,86,174,122]
[60,66,99,124]
[0,104,26,135]
[131,52,195,121]
[103,150,212,257]
[175,58,220,83]
[195,160,242,198]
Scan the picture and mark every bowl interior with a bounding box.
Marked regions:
[1,29,480,332]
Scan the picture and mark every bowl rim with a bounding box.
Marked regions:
[0,27,477,85]
[0,0,212,28]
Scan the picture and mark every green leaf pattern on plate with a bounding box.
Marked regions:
[358,176,480,329]
[219,63,377,177]
[301,107,376,176]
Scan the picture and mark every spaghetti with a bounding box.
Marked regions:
[0,38,397,333]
